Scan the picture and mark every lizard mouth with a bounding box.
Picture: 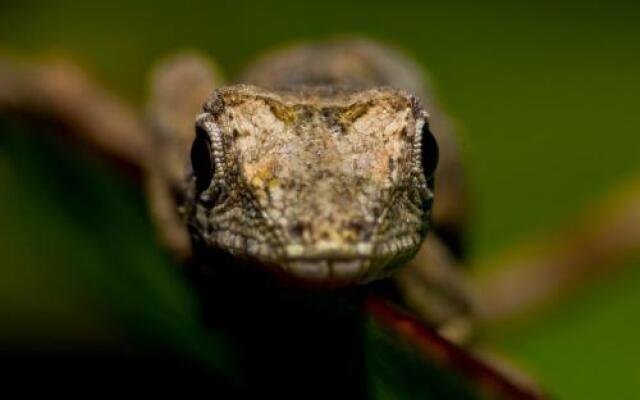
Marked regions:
[279,236,420,284]
[197,230,422,285]
[281,241,375,282]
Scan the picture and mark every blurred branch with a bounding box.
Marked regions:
[475,177,640,323]
[367,297,545,399]
[0,56,152,178]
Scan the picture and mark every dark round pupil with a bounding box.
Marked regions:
[191,126,214,193]
[421,123,439,179]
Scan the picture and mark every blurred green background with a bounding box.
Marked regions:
[1,0,639,398]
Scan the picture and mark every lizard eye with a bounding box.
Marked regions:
[421,122,439,179]
[191,125,215,192]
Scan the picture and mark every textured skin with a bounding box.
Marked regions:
[184,85,433,283]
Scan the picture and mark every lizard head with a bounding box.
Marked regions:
[183,84,438,285]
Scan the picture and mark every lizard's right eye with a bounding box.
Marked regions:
[191,126,215,193]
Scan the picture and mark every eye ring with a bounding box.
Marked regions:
[420,122,439,180]
[191,125,215,193]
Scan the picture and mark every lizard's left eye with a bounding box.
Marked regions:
[421,122,439,180]
[191,126,214,193]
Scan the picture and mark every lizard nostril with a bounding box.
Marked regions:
[289,222,305,238]
[349,221,365,231]
[349,221,373,241]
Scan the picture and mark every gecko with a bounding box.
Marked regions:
[143,39,475,337]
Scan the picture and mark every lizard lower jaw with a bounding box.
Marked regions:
[284,258,371,283]
[282,241,375,283]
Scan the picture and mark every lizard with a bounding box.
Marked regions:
[146,40,475,337]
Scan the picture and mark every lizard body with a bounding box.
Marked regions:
[144,40,474,327]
